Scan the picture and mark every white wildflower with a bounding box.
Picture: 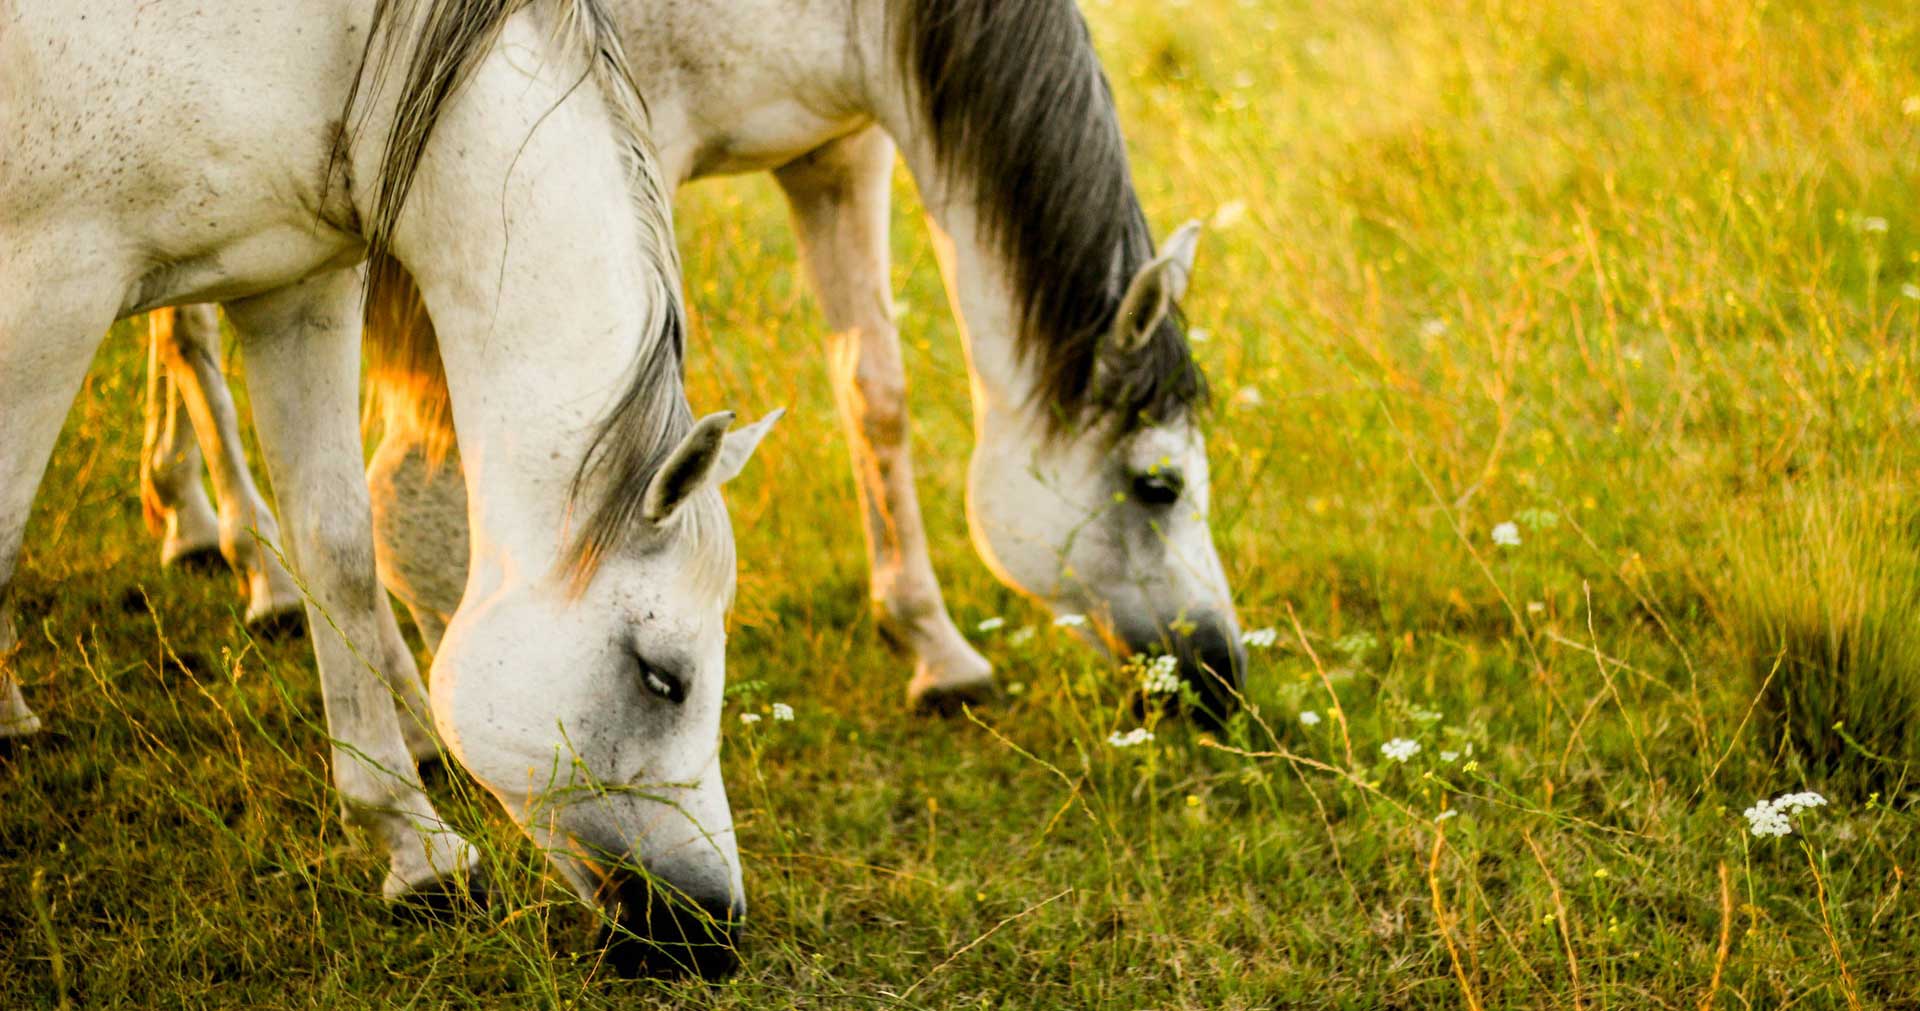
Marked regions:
[1491,521,1522,548]
[1743,790,1829,838]
[1108,727,1155,748]
[739,713,762,726]
[1410,707,1444,724]
[1235,385,1264,407]
[1863,216,1890,234]
[1139,654,1182,697]
[1527,601,1547,615]
[1241,627,1279,649]
[1008,626,1037,646]
[1435,809,1459,823]
[1381,738,1422,763]
[1902,282,1920,301]
[1188,327,1211,343]
[976,617,1005,632]
[1053,613,1088,628]
[771,702,794,722]
[1440,750,1460,763]
[1299,710,1323,727]
[1418,317,1451,340]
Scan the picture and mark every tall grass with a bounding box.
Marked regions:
[1722,476,1920,788]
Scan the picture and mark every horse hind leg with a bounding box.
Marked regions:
[141,308,225,571]
[152,303,305,633]
[367,425,468,655]
[774,128,994,712]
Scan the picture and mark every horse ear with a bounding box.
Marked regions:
[642,412,735,523]
[641,409,785,523]
[712,407,784,486]
[1109,219,1202,357]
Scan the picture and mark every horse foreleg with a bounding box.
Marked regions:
[775,127,993,711]
[224,269,470,903]
[0,256,119,739]
[140,308,225,570]
[152,303,304,632]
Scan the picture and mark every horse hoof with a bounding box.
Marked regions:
[0,714,45,751]
[163,544,229,576]
[908,673,999,716]
[245,607,306,642]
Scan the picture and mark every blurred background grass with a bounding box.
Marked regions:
[6,0,1920,1006]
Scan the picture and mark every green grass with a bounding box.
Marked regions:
[7,0,1920,1006]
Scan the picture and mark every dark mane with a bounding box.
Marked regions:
[893,0,1208,436]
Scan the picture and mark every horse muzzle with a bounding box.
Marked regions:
[595,867,744,979]
[1121,611,1247,728]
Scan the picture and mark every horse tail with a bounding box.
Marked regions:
[362,255,457,467]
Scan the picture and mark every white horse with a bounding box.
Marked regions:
[2,0,775,978]
[139,0,1251,721]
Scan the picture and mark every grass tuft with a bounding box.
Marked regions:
[1721,476,1920,789]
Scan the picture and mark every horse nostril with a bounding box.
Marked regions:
[597,872,744,980]
[1181,619,1247,727]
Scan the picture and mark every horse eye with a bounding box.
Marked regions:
[1131,470,1185,506]
[637,660,686,705]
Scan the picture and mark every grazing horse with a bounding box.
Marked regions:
[2,0,776,977]
[139,0,1252,721]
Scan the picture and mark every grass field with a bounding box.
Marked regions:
[7,0,1920,1006]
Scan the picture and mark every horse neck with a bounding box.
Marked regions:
[866,0,1142,449]
[370,12,682,578]
[901,167,1050,443]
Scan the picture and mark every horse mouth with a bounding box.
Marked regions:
[593,868,745,979]
[1115,611,1248,727]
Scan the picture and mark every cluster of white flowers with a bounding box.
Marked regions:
[1241,627,1278,649]
[1381,738,1422,763]
[740,703,796,726]
[1053,613,1088,628]
[1009,626,1037,646]
[1863,216,1890,234]
[1744,791,1829,838]
[1299,710,1323,727]
[976,617,1006,632]
[1491,522,1522,548]
[1108,727,1154,748]
[1903,282,1920,301]
[1136,654,1181,697]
